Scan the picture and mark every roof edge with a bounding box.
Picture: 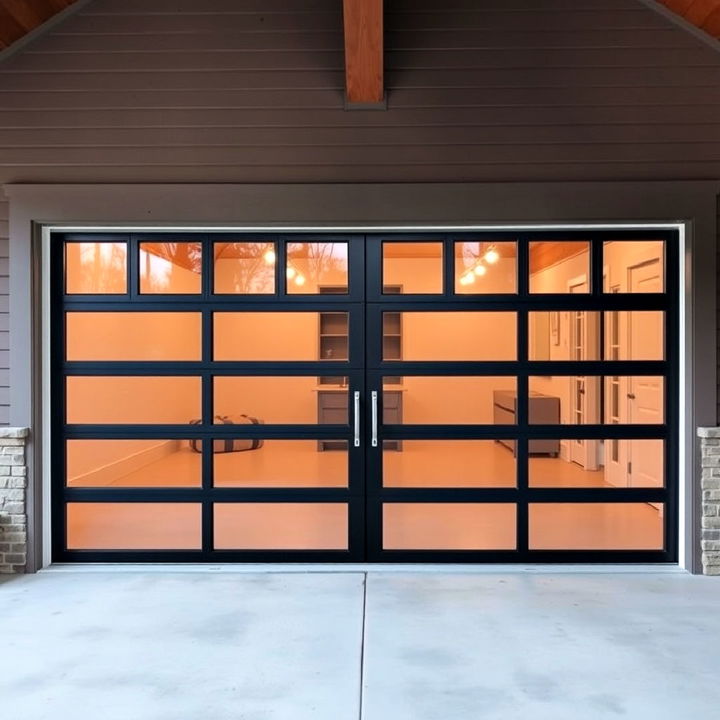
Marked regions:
[636,0,720,54]
[0,0,96,66]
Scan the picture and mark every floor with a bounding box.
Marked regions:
[1,568,717,720]
[68,440,608,489]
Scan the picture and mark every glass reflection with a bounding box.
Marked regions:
[140,242,202,294]
[66,242,127,294]
[287,242,348,294]
[214,242,275,294]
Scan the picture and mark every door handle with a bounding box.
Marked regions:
[353,391,361,447]
[627,393,636,400]
[371,390,378,447]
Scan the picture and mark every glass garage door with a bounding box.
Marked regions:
[52,230,679,563]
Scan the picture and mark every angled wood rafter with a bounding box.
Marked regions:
[343,0,384,108]
[658,0,720,37]
[0,0,79,50]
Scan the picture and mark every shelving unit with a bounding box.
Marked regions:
[318,287,349,386]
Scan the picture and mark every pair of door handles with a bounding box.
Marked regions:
[353,390,378,448]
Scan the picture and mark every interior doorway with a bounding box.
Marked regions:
[51,231,678,563]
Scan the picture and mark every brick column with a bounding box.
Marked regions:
[699,427,720,575]
[0,428,29,573]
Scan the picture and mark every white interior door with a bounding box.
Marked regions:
[628,259,663,487]
[568,277,599,470]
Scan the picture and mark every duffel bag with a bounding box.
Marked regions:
[189,414,265,453]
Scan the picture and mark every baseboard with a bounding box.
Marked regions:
[68,440,181,486]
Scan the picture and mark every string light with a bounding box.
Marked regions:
[459,244,499,286]
[294,274,306,286]
[263,248,276,265]
[286,267,296,279]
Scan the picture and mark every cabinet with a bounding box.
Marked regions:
[317,389,404,451]
[492,390,560,456]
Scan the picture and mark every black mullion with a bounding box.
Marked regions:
[378,424,669,440]
[443,236,453,298]
[591,236,604,295]
[51,234,68,559]
[664,231,680,559]
[517,234,530,297]
[128,234,140,300]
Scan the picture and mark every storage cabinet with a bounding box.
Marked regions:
[317,389,403,451]
[492,390,560,456]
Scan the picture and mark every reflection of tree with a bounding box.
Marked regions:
[141,243,203,291]
[288,243,347,289]
[216,242,275,294]
[80,243,127,292]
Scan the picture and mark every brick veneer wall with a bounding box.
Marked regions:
[699,427,720,575]
[0,428,29,573]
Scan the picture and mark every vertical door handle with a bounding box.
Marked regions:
[353,391,361,447]
[371,390,378,447]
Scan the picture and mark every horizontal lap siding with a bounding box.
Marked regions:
[0,0,719,183]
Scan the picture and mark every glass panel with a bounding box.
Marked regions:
[528,312,600,361]
[67,312,201,361]
[529,439,664,488]
[389,377,517,425]
[383,440,516,488]
[603,241,665,293]
[65,242,127,294]
[139,242,202,294]
[214,503,348,549]
[214,377,349,425]
[604,311,664,360]
[528,377,665,425]
[67,439,201,487]
[529,241,590,293]
[383,503,516,550]
[66,376,201,424]
[213,439,348,487]
[454,241,517,294]
[529,503,664,550]
[384,312,516,362]
[286,242,348,294]
[214,241,275,294]
[67,502,201,550]
[383,242,443,294]
[214,312,348,362]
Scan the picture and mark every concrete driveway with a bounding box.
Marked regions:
[0,568,718,719]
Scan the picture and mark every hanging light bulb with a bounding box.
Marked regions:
[263,248,276,265]
[294,274,306,286]
[474,263,487,276]
[286,266,296,279]
[484,247,499,264]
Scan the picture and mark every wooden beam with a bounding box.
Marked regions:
[343,0,384,107]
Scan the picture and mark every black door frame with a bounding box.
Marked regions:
[51,229,679,563]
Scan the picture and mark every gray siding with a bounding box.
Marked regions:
[1,0,720,183]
